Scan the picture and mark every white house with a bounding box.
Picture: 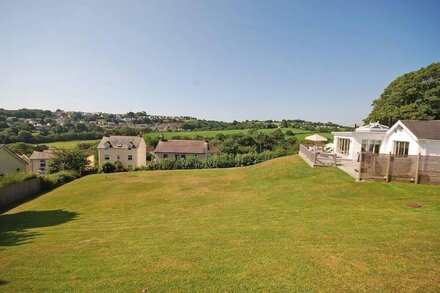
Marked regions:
[97,136,147,168]
[0,144,29,175]
[29,150,54,173]
[154,139,217,162]
[332,122,389,160]
[332,120,440,160]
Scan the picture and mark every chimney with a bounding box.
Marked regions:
[17,149,24,156]
[160,133,165,141]
[204,135,208,143]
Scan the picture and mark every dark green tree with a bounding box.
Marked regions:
[365,62,440,126]
[47,149,89,174]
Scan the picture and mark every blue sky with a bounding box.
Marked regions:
[1,0,439,125]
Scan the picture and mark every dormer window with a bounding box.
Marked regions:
[118,144,123,147]
[104,142,112,148]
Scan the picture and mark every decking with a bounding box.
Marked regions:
[299,144,339,167]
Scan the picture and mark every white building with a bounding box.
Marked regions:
[97,136,147,168]
[29,150,54,173]
[154,139,217,162]
[0,145,29,175]
[332,120,440,160]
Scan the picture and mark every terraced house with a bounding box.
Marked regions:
[97,135,146,168]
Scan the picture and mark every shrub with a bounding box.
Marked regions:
[0,172,37,187]
[42,170,79,189]
[114,161,127,172]
[285,130,294,136]
[101,162,116,173]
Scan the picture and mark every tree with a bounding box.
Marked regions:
[47,149,89,174]
[280,119,288,128]
[18,130,34,143]
[365,62,440,126]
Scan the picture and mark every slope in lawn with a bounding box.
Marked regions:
[0,156,439,291]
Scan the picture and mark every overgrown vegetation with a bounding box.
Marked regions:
[40,170,80,189]
[0,172,37,187]
[144,150,287,171]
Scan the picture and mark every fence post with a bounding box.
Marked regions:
[414,153,421,184]
[358,152,363,181]
[385,152,392,182]
[313,151,317,166]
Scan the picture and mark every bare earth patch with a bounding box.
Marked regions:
[406,202,423,208]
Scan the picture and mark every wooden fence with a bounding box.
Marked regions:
[0,178,42,210]
[359,153,440,184]
[299,144,338,167]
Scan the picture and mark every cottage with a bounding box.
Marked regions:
[154,139,217,162]
[29,150,54,173]
[0,145,29,175]
[97,136,146,168]
[332,120,440,159]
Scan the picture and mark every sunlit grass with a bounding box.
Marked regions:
[1,156,438,291]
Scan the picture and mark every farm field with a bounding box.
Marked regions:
[1,156,439,291]
[142,127,310,139]
[44,139,100,149]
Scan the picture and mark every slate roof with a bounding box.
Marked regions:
[400,120,440,140]
[155,140,215,154]
[98,136,144,149]
[29,150,54,160]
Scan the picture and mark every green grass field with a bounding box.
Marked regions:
[143,127,310,139]
[44,139,100,149]
[1,156,439,291]
[42,128,331,150]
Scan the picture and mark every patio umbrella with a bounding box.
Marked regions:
[305,134,328,143]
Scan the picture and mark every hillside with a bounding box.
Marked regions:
[1,156,439,291]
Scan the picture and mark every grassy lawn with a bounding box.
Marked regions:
[2,156,438,291]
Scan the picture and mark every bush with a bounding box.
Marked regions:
[114,161,127,172]
[101,162,116,173]
[42,170,79,189]
[285,129,294,136]
[0,172,37,187]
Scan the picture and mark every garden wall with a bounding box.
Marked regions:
[0,178,42,210]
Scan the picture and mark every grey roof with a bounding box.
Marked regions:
[97,136,144,149]
[29,150,54,160]
[401,120,440,140]
[155,140,214,154]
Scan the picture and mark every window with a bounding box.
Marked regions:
[181,155,186,159]
[104,154,110,160]
[394,141,409,157]
[40,160,46,170]
[116,155,120,160]
[361,140,381,153]
[337,138,351,155]
[163,154,168,159]
[175,154,179,160]
[128,155,133,161]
